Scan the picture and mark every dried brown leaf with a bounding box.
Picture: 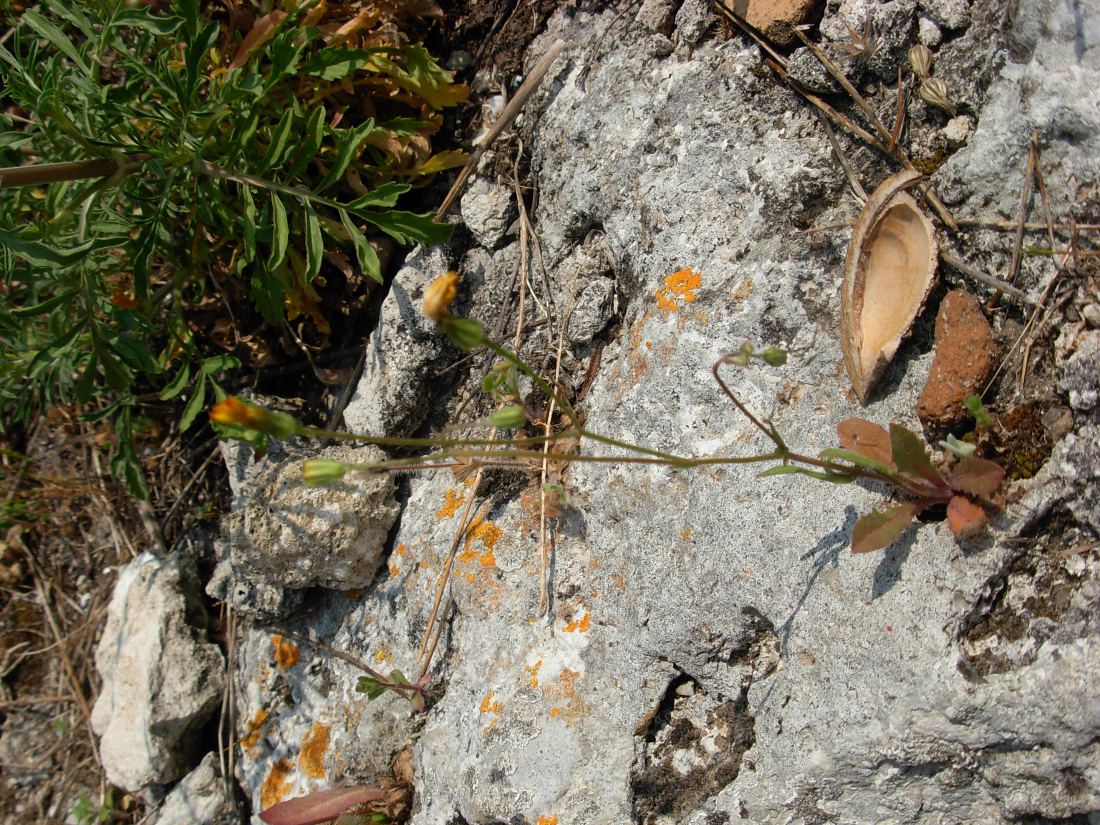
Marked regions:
[836,418,894,468]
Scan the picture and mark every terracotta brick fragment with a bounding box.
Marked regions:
[917,290,997,432]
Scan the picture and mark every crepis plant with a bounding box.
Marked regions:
[211,272,1006,556]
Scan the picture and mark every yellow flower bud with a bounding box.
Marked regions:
[209,396,300,439]
[423,270,460,321]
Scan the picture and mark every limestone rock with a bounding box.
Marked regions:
[223,443,399,592]
[917,290,996,432]
[342,242,459,439]
[461,178,515,250]
[637,0,676,35]
[674,0,714,45]
[91,552,224,792]
[152,752,237,825]
[919,0,971,30]
[227,2,1100,823]
[1061,329,1100,412]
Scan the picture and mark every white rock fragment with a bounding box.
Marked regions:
[91,552,224,792]
[941,114,974,147]
[224,443,400,591]
[152,752,236,825]
[461,178,515,250]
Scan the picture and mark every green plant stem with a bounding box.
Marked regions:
[352,448,788,473]
[297,425,566,450]
[480,337,579,426]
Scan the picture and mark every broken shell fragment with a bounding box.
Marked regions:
[841,170,939,404]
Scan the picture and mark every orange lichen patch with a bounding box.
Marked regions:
[538,816,559,825]
[388,561,400,578]
[373,648,393,664]
[655,268,701,312]
[563,612,591,633]
[479,691,503,715]
[241,709,270,753]
[479,690,504,734]
[459,518,502,568]
[525,659,543,687]
[436,487,466,520]
[299,723,330,780]
[272,635,300,670]
[611,572,626,590]
[261,758,293,809]
[396,543,407,556]
[549,707,560,718]
[679,528,693,542]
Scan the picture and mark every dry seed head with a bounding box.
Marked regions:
[919,77,956,116]
[908,44,933,79]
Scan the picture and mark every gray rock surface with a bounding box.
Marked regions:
[342,242,460,438]
[91,552,224,792]
[220,443,399,593]
[461,178,516,250]
[153,752,238,825]
[637,0,676,36]
[226,1,1100,823]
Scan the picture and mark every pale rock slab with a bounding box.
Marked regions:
[91,552,224,792]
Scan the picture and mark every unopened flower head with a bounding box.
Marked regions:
[303,459,353,487]
[423,270,460,321]
[489,404,526,429]
[209,396,300,439]
[440,316,485,351]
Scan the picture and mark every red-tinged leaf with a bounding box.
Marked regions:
[889,423,948,490]
[837,418,894,469]
[947,496,989,537]
[229,10,287,70]
[850,503,922,553]
[948,456,1005,499]
[259,786,386,825]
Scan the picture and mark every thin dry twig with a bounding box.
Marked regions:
[436,40,566,220]
[814,109,868,202]
[940,252,1038,306]
[990,130,1039,309]
[955,218,1100,231]
[537,328,567,615]
[416,495,493,675]
[25,550,101,770]
[577,0,639,90]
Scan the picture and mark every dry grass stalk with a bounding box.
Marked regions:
[436,39,566,220]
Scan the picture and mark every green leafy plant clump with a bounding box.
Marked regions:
[0,0,466,495]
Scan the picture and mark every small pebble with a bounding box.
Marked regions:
[446,50,472,72]
[941,115,974,148]
[918,15,943,47]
